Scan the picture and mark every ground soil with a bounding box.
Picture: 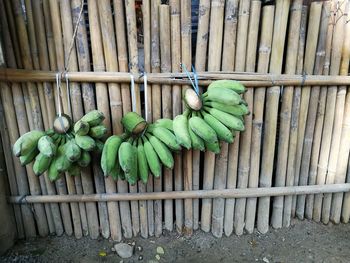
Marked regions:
[1,220,349,263]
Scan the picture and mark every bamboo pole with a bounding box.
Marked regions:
[97,0,125,241]
[71,0,100,240]
[200,0,225,234]
[234,0,260,236]
[181,0,193,236]
[302,2,332,220]
[270,0,302,229]
[313,2,346,223]
[322,1,349,224]
[169,0,183,234]
[11,0,50,237]
[244,4,275,234]
[257,0,290,234]
[342,160,350,222]
[87,0,112,239]
[143,0,155,237]
[289,5,308,220]
[0,0,35,238]
[295,2,323,220]
[222,0,239,236]
[160,5,173,233]
[151,0,163,238]
[9,184,350,204]
[125,0,142,238]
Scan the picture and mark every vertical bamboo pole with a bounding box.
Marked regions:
[193,0,211,231]
[304,2,333,220]
[151,0,163,237]
[244,5,275,234]
[0,1,35,238]
[341,159,350,222]
[206,0,226,238]
[169,0,183,234]
[295,2,322,220]
[87,0,113,239]
[234,0,260,236]
[322,1,349,223]
[289,5,308,221]
[32,0,66,236]
[313,2,346,223]
[125,0,142,237]
[160,5,173,232]
[181,0,192,236]
[70,0,100,239]
[257,0,290,234]
[270,0,302,229]
[222,0,239,236]
[142,0,154,237]
[11,0,50,237]
[201,0,225,234]
[48,0,74,236]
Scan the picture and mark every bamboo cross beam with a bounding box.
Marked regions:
[2,69,350,86]
[8,184,350,204]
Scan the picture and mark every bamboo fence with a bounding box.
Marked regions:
[1,0,350,241]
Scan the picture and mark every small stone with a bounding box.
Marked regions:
[119,261,124,263]
[114,243,134,259]
[155,254,161,260]
[132,241,136,246]
[263,257,269,263]
[139,255,143,260]
[137,246,143,252]
[111,247,116,252]
[156,246,165,255]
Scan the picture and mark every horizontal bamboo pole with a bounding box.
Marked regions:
[2,69,350,86]
[8,184,350,204]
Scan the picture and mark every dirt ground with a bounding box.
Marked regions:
[1,220,349,263]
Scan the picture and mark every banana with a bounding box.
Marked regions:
[142,137,161,177]
[94,140,104,154]
[37,135,57,157]
[207,80,246,94]
[68,164,81,177]
[13,130,45,157]
[75,135,96,151]
[201,111,234,143]
[204,101,249,116]
[203,106,245,131]
[48,158,60,181]
[55,144,72,173]
[74,120,90,136]
[188,124,205,151]
[81,110,105,127]
[45,129,55,136]
[137,138,149,184]
[154,118,174,131]
[33,153,52,176]
[65,139,81,162]
[109,162,121,181]
[151,126,181,151]
[204,87,241,105]
[101,135,123,176]
[89,125,107,139]
[173,114,191,149]
[128,143,138,185]
[118,142,137,185]
[19,147,39,166]
[77,151,91,167]
[205,140,221,154]
[189,116,218,144]
[147,133,174,169]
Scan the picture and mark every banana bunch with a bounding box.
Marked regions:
[101,112,179,185]
[13,110,107,181]
[175,80,249,153]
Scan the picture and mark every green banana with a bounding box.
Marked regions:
[101,135,123,176]
[68,164,81,177]
[137,138,149,184]
[173,114,191,149]
[188,124,205,151]
[205,140,221,154]
[81,110,105,127]
[74,120,90,136]
[154,118,174,131]
[37,135,57,157]
[151,126,181,151]
[89,125,107,139]
[189,116,218,144]
[13,130,45,157]
[203,106,245,131]
[204,101,249,116]
[19,147,39,166]
[75,135,96,151]
[201,111,234,143]
[55,144,72,173]
[77,151,91,167]
[118,142,137,185]
[94,140,104,154]
[205,87,241,105]
[142,137,161,177]
[33,153,52,176]
[207,80,246,94]
[65,139,81,162]
[147,133,174,169]
[48,158,60,181]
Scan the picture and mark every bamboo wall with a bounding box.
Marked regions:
[0,0,350,241]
